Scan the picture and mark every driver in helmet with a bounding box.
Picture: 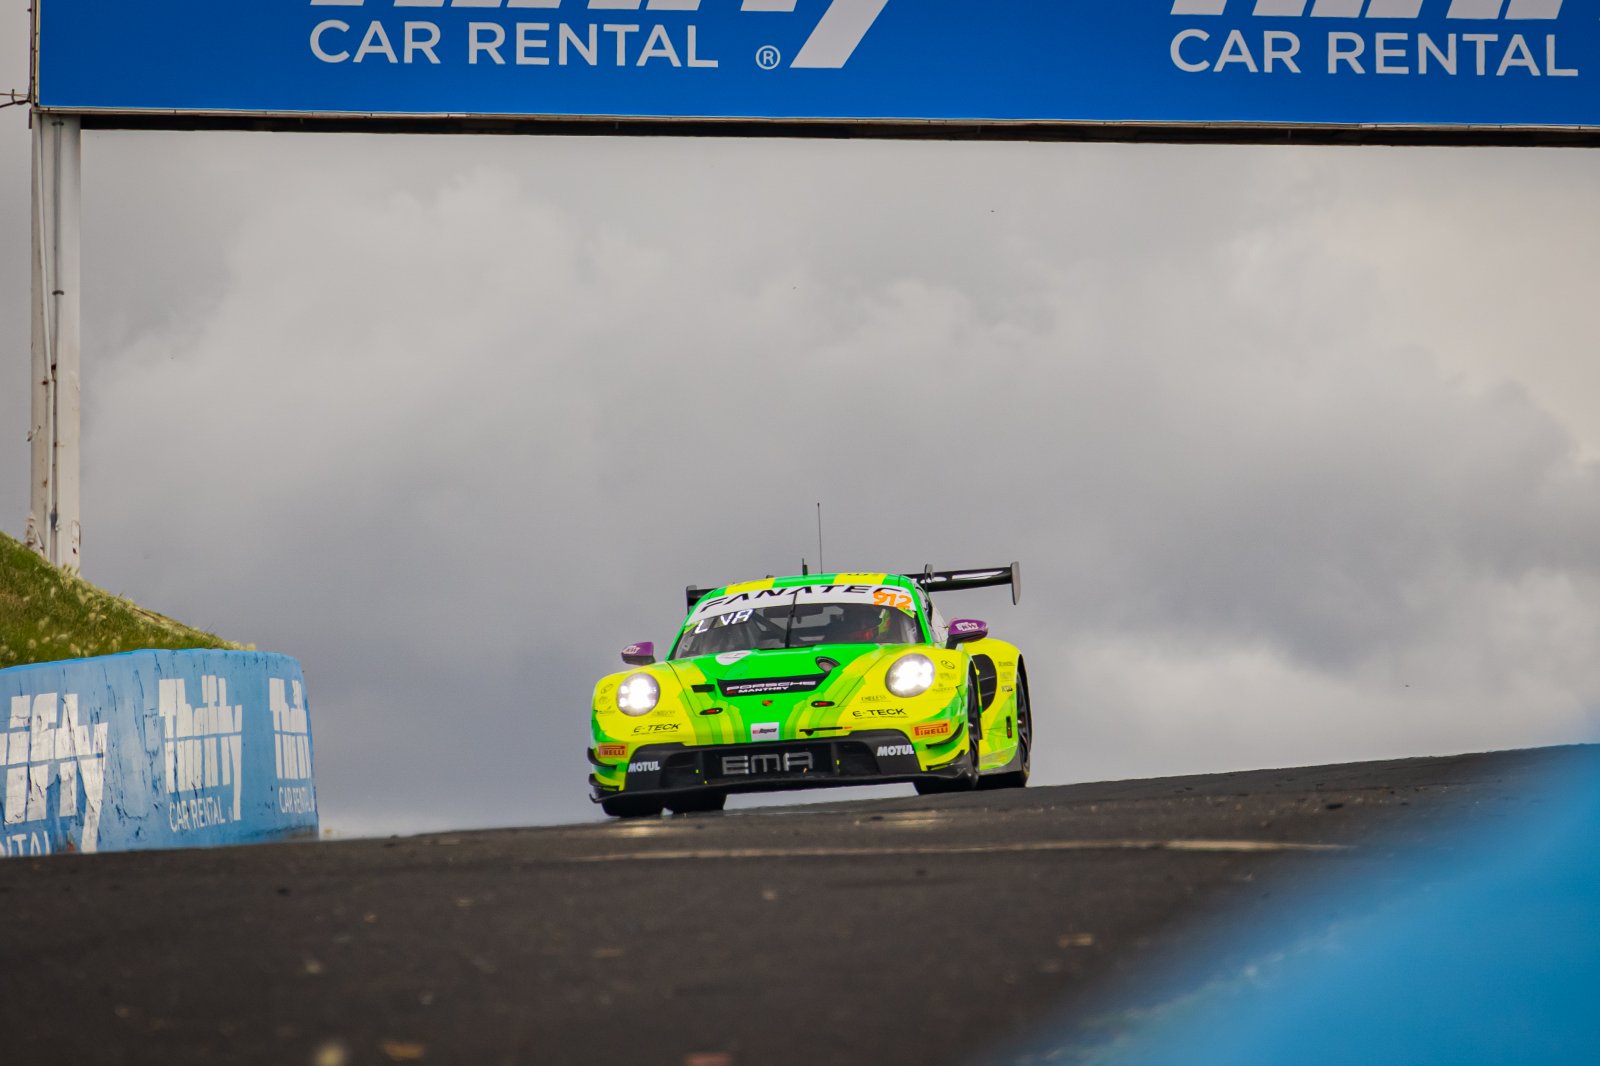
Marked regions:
[827,605,890,645]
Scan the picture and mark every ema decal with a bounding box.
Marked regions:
[2,693,108,856]
[306,0,888,70]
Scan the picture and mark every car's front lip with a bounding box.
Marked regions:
[588,728,969,802]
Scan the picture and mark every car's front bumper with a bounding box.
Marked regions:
[588,728,970,802]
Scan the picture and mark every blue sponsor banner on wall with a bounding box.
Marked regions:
[0,650,317,858]
[32,1,1600,131]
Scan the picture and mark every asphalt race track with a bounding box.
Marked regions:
[2,746,1594,1066]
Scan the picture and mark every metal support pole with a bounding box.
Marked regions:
[25,118,48,559]
[27,112,82,573]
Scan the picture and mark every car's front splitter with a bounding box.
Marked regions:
[588,729,970,802]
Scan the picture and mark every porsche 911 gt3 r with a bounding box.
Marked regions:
[588,566,1031,818]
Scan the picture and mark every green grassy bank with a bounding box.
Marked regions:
[0,531,238,670]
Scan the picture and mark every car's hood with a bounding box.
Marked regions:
[665,644,916,727]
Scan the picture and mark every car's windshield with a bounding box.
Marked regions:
[675,596,923,658]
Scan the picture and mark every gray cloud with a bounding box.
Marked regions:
[3,9,1598,835]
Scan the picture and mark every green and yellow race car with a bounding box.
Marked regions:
[588,565,1031,817]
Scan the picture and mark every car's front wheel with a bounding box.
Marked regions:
[913,672,982,796]
[980,661,1032,791]
[601,794,665,819]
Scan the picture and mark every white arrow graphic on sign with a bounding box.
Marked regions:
[792,0,890,68]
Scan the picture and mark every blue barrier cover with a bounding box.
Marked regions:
[0,650,317,858]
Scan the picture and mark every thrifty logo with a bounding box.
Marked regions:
[2,693,108,856]
[270,678,317,817]
[270,678,313,782]
[309,0,889,69]
[159,677,244,833]
[1171,1,1563,17]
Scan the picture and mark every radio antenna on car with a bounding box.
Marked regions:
[816,502,825,574]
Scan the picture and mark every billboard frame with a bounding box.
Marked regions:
[43,111,1600,148]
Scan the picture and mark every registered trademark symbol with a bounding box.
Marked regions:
[756,45,782,71]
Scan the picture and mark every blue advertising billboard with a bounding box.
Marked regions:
[1,650,317,857]
[31,1,1600,133]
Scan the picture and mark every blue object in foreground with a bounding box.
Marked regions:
[0,650,317,857]
[1072,763,1600,1066]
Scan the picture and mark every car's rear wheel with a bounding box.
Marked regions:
[601,795,665,819]
[666,791,727,815]
[913,671,982,796]
[980,661,1032,790]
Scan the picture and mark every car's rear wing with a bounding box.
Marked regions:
[906,563,1021,606]
[685,585,720,613]
[685,561,1020,614]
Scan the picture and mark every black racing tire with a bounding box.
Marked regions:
[600,795,666,819]
[980,660,1032,791]
[666,791,727,815]
[913,670,982,796]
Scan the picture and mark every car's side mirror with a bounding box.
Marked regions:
[621,642,657,666]
[946,619,988,648]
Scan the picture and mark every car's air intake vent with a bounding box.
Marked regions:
[837,742,879,777]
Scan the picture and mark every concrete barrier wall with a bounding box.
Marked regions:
[0,650,317,857]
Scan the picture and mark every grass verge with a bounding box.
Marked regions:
[0,530,239,670]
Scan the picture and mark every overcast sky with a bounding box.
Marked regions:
[3,8,1598,836]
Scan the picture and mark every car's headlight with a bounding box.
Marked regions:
[886,654,936,698]
[617,674,661,716]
